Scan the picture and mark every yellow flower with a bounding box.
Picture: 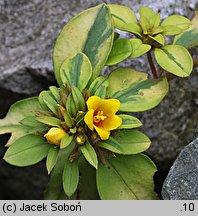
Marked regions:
[44,127,66,145]
[84,96,122,140]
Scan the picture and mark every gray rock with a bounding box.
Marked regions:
[0,0,197,199]
[162,138,198,200]
[0,0,197,94]
[194,125,198,139]
[142,70,198,170]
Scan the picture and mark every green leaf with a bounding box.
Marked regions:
[80,141,98,169]
[4,134,50,166]
[161,15,191,31]
[63,111,74,128]
[95,89,107,99]
[139,6,155,20]
[107,68,169,112]
[46,146,59,174]
[98,130,150,155]
[0,97,41,126]
[118,114,142,129]
[78,157,100,199]
[108,4,137,26]
[122,23,142,36]
[66,93,77,117]
[108,4,141,36]
[36,116,61,128]
[20,116,46,128]
[60,52,92,91]
[162,25,183,36]
[38,92,50,111]
[149,34,164,46]
[154,45,193,77]
[139,15,151,34]
[63,159,79,197]
[60,134,74,149]
[139,7,163,36]
[139,7,157,34]
[76,112,85,126]
[130,38,151,58]
[97,137,123,154]
[71,86,86,111]
[0,97,45,146]
[106,38,132,66]
[49,86,61,103]
[53,4,114,85]
[44,140,75,199]
[39,91,58,115]
[94,79,109,99]
[113,130,151,154]
[89,76,108,96]
[96,154,157,200]
[151,26,164,35]
[174,11,198,48]
[53,157,99,199]
[150,13,161,29]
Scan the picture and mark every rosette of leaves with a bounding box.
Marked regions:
[0,4,170,200]
[107,5,193,79]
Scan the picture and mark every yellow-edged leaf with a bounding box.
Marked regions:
[154,45,193,77]
[161,15,192,31]
[174,11,198,48]
[53,4,114,85]
[107,68,169,112]
[130,38,151,58]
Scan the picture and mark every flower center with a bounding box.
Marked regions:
[93,110,107,123]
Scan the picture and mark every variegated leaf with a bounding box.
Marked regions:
[53,4,114,85]
[161,15,191,31]
[154,45,193,77]
[107,68,169,112]
[174,11,198,48]
[60,52,92,91]
[106,38,132,65]
[130,38,151,58]
[108,4,141,36]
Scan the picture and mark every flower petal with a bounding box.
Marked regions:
[94,125,110,140]
[102,115,122,130]
[84,109,94,130]
[86,96,102,111]
[98,99,120,116]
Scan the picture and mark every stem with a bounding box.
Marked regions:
[147,51,158,79]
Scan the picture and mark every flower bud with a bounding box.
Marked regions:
[44,127,66,145]
[91,133,99,141]
[77,126,85,133]
[76,135,86,145]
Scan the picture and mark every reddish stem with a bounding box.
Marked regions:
[147,51,158,79]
